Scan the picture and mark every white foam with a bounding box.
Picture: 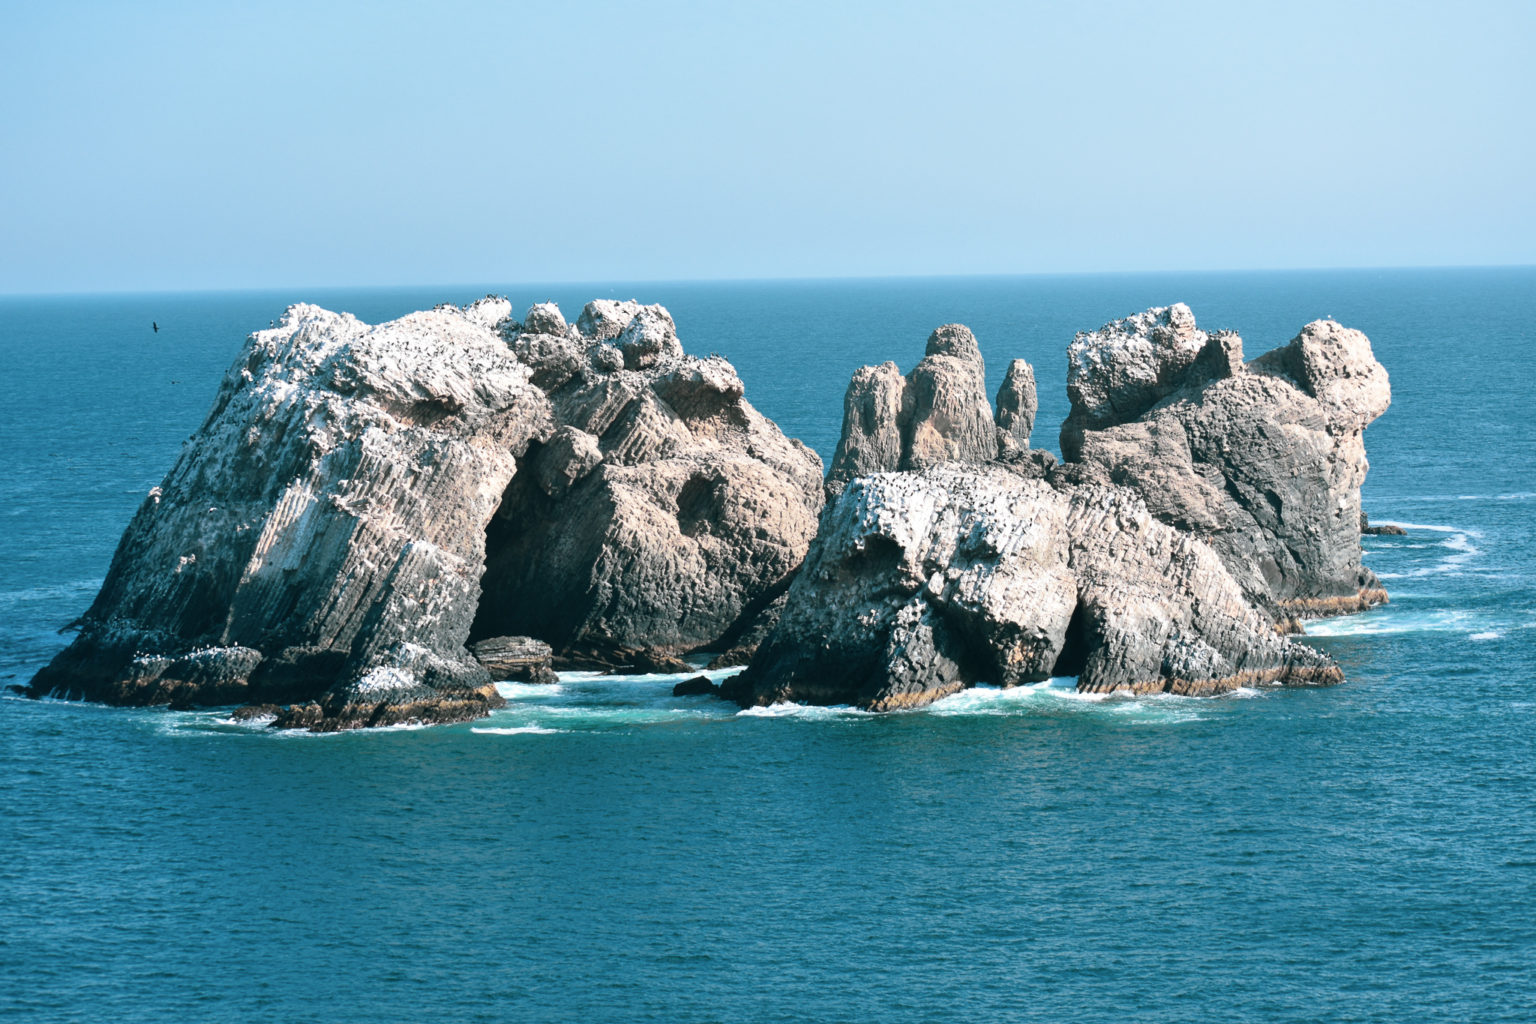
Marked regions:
[494,681,565,699]
[1304,609,1484,637]
[1367,521,1482,578]
[1469,631,1502,641]
[736,702,872,719]
[471,725,565,735]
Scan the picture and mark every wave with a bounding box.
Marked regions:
[493,681,565,699]
[736,702,872,719]
[0,578,102,610]
[1304,609,1487,638]
[1368,521,1482,579]
[471,725,565,735]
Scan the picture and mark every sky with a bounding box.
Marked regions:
[2,0,1532,294]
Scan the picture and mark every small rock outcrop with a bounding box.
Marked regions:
[470,636,558,684]
[1061,306,1391,620]
[733,464,1341,711]
[29,296,823,727]
[825,325,1015,497]
[1360,512,1407,537]
[672,675,720,697]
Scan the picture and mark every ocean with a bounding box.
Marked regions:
[3,269,1533,1022]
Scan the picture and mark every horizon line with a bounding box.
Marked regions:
[3,261,1532,300]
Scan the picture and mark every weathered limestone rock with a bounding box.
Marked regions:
[825,324,1002,497]
[994,358,1038,452]
[28,298,549,728]
[30,295,823,726]
[1062,307,1391,619]
[470,635,558,684]
[615,306,684,369]
[731,464,1340,711]
[575,299,643,343]
[523,301,570,337]
[473,299,824,672]
[1060,303,1207,460]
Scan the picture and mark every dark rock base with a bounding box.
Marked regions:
[232,683,506,733]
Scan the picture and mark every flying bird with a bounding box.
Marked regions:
[152,322,159,333]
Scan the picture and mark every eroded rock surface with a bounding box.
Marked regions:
[731,464,1340,711]
[30,295,823,726]
[473,300,824,672]
[825,324,1027,497]
[470,635,557,684]
[29,298,544,728]
[1062,307,1391,619]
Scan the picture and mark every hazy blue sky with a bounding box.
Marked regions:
[3,0,1532,293]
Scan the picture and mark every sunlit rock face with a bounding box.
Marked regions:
[730,463,1341,712]
[29,297,824,728]
[1062,307,1391,619]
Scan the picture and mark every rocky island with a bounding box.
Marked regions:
[25,298,1389,728]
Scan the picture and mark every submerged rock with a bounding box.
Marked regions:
[1062,306,1391,619]
[736,464,1341,711]
[29,295,822,728]
[672,675,720,697]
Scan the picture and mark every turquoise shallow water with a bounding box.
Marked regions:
[3,270,1534,1022]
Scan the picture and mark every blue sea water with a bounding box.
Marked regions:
[2,269,1534,1023]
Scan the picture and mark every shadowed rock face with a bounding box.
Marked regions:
[472,301,824,671]
[825,325,1026,498]
[29,296,823,727]
[1062,308,1391,617]
[731,464,1341,711]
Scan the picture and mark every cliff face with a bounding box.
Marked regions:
[731,464,1340,711]
[28,297,822,728]
[1061,306,1391,618]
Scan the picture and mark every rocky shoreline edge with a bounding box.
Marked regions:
[22,297,1392,729]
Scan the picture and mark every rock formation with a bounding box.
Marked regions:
[470,636,558,684]
[472,301,824,671]
[729,464,1341,711]
[28,296,822,728]
[731,303,1389,711]
[1360,512,1407,537]
[1059,305,1390,620]
[825,325,1033,497]
[29,292,1390,728]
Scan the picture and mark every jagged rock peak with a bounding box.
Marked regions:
[825,323,998,496]
[924,323,982,362]
[575,299,644,342]
[523,301,569,337]
[1251,319,1390,433]
[994,358,1038,451]
[1060,303,1208,457]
